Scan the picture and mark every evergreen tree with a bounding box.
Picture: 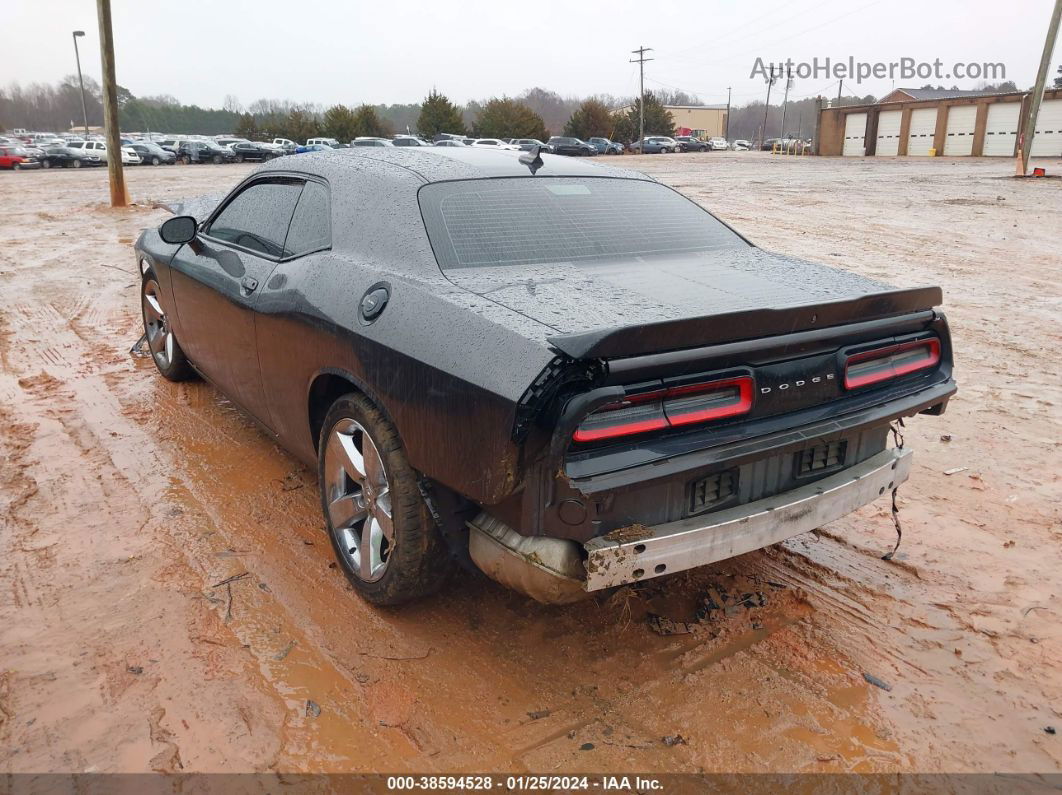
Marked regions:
[351,104,392,138]
[563,99,613,140]
[416,90,466,138]
[282,109,319,143]
[474,98,548,140]
[612,92,675,143]
[322,104,358,142]
[234,112,258,139]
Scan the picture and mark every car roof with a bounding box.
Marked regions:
[253,146,649,184]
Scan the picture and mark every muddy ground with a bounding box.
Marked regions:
[0,153,1059,776]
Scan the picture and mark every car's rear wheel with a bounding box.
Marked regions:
[141,272,195,381]
[11,162,20,171]
[41,159,51,169]
[72,158,82,168]
[212,154,222,165]
[319,393,453,606]
[235,154,244,163]
[151,156,160,166]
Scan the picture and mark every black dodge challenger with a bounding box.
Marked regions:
[136,147,956,605]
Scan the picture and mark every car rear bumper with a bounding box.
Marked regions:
[582,447,911,591]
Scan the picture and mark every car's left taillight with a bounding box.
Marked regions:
[844,337,941,389]
[573,376,754,443]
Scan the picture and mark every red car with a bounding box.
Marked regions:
[0,146,40,170]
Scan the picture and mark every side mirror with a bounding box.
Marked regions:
[160,215,198,245]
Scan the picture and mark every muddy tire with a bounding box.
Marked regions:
[140,270,196,382]
[318,393,453,606]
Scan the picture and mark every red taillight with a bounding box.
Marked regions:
[844,338,940,389]
[573,376,753,443]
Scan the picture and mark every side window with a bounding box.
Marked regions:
[206,179,304,258]
[284,181,331,257]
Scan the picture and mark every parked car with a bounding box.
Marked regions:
[176,140,236,164]
[392,136,432,147]
[0,146,39,170]
[295,144,331,154]
[432,133,466,143]
[511,138,553,153]
[547,136,596,156]
[433,139,467,147]
[707,137,729,151]
[231,141,279,162]
[307,137,340,148]
[272,138,298,154]
[134,148,956,607]
[60,141,105,166]
[588,137,623,154]
[470,138,519,150]
[351,138,394,147]
[731,139,751,151]
[675,136,709,152]
[630,136,679,154]
[129,142,177,166]
[122,146,142,166]
[68,140,110,160]
[39,143,99,168]
[214,137,249,149]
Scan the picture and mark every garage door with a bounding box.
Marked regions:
[876,110,901,156]
[842,113,867,156]
[983,102,1019,156]
[907,108,938,156]
[1031,98,1062,157]
[943,105,977,156]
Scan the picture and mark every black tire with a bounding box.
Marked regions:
[11,162,20,171]
[72,158,83,168]
[140,270,196,382]
[235,154,244,163]
[318,393,454,606]
[41,159,52,169]
[151,156,161,166]
[212,154,222,165]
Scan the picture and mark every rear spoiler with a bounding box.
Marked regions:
[547,286,943,360]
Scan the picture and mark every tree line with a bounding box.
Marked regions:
[1,74,1038,145]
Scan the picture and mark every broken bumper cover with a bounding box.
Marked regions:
[583,447,912,591]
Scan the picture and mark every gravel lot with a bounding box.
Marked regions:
[0,152,1059,775]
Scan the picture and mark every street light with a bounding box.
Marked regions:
[72,30,89,136]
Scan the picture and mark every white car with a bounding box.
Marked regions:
[307,137,340,148]
[471,138,520,150]
[731,139,751,151]
[708,137,729,151]
[121,146,142,165]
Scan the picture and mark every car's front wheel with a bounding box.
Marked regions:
[141,271,195,381]
[11,162,20,171]
[151,156,161,165]
[41,159,51,169]
[72,158,83,168]
[319,393,453,606]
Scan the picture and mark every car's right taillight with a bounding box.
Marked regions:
[844,338,941,390]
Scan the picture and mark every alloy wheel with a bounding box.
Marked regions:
[323,418,394,583]
[142,279,174,370]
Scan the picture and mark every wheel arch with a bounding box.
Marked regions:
[306,367,399,455]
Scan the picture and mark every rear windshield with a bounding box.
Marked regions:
[419,177,746,270]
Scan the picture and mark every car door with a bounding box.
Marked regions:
[168,176,305,426]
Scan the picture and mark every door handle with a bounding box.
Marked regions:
[240,276,258,294]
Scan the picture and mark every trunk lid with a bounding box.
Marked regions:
[445,248,941,359]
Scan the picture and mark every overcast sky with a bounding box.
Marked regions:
[2,0,1058,108]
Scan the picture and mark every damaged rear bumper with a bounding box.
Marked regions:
[583,447,911,591]
[468,448,911,602]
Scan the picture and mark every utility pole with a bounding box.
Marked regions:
[630,46,653,148]
[1017,0,1062,175]
[725,86,731,140]
[72,31,89,136]
[96,0,126,207]
[779,66,792,139]
[761,64,776,149]
[837,79,843,105]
